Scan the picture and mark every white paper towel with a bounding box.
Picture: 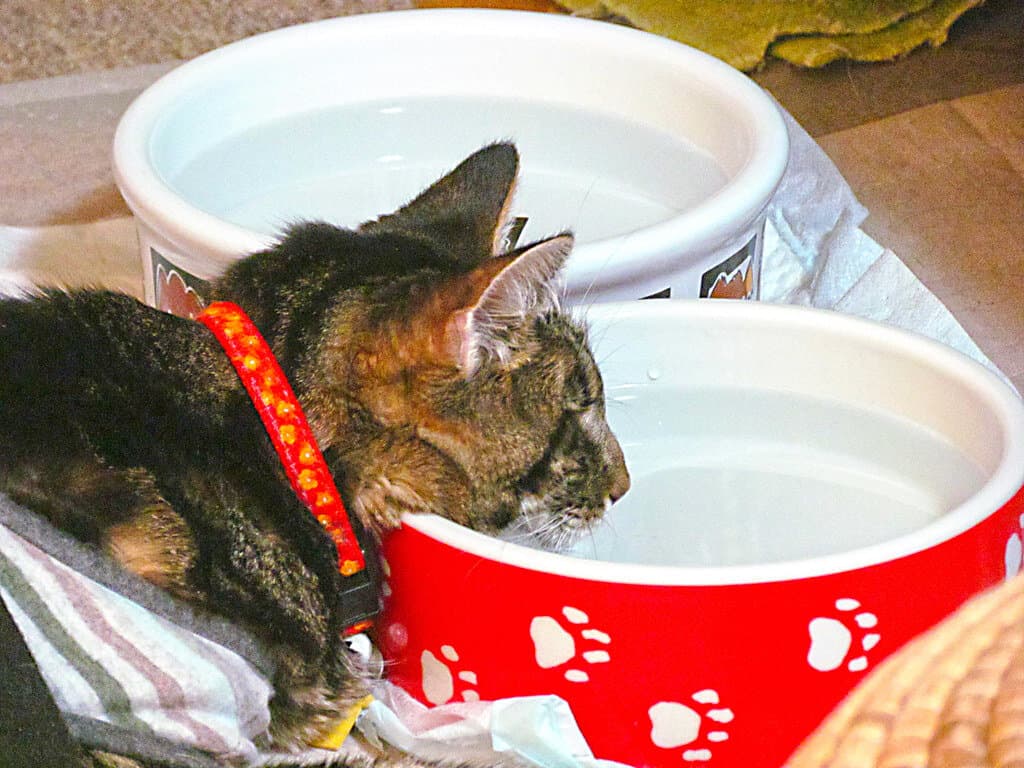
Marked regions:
[757,103,1006,384]
[352,680,630,768]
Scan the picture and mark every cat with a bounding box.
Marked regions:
[0,142,630,768]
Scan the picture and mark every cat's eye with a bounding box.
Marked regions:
[565,392,600,414]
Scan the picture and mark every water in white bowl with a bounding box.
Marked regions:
[567,388,986,567]
[167,97,727,246]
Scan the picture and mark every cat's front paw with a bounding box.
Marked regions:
[353,475,431,533]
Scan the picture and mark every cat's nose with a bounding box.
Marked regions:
[602,432,630,505]
[608,465,630,504]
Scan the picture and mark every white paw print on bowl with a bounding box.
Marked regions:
[649,689,734,763]
[1003,513,1024,580]
[806,598,880,673]
[529,606,611,683]
[420,645,479,704]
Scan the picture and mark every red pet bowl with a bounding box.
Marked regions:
[378,301,1024,768]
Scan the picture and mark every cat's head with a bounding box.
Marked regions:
[218,143,630,551]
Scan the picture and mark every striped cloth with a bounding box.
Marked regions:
[0,499,275,765]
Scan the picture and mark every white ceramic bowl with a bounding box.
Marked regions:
[379,300,1024,768]
[112,9,789,314]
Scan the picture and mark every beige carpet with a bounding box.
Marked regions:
[0,1,411,84]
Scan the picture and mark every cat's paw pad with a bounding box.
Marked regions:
[420,645,479,704]
[649,690,734,762]
[529,605,611,683]
[1004,513,1024,580]
[807,598,880,673]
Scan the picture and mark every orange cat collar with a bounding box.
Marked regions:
[197,302,367,579]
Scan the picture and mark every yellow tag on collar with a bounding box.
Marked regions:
[311,695,374,750]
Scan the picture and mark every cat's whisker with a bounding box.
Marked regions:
[597,508,622,549]
[596,339,630,368]
[575,521,602,561]
[499,523,547,547]
[528,516,563,540]
[531,516,577,551]
[572,221,640,312]
[520,504,608,554]
[575,175,600,224]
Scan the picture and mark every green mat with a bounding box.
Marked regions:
[557,0,985,70]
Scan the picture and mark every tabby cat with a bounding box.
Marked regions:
[0,143,630,767]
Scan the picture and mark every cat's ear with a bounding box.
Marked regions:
[361,143,518,265]
[444,234,573,376]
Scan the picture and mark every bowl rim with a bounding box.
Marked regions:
[397,301,1024,586]
[111,8,789,277]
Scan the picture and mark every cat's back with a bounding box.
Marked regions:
[0,290,242,446]
[0,289,215,386]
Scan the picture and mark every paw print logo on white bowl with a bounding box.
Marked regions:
[807,598,880,673]
[1004,513,1024,580]
[420,645,479,704]
[649,690,734,762]
[529,606,611,683]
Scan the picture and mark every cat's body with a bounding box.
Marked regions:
[0,144,629,767]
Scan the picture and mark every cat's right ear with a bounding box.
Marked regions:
[443,233,573,377]
[360,143,519,265]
